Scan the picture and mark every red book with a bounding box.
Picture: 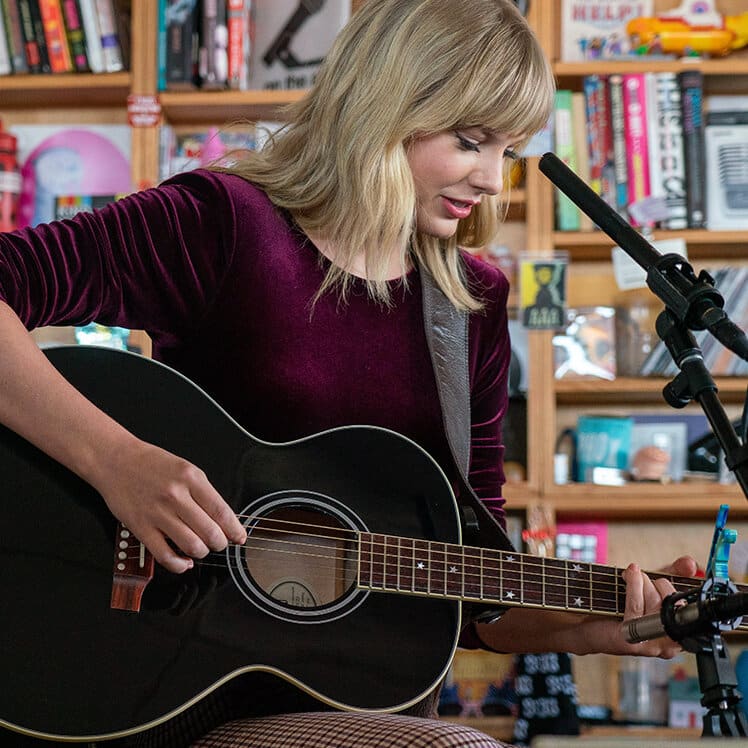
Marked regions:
[227,0,250,90]
[38,0,72,72]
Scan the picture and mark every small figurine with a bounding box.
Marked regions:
[627,0,748,58]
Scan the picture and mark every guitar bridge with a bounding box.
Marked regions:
[110,522,154,612]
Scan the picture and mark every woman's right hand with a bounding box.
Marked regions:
[89,437,248,574]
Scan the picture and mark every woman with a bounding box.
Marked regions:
[0,1,695,746]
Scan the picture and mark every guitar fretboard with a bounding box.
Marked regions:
[357,532,717,619]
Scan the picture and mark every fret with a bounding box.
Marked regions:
[400,537,415,593]
[566,561,591,611]
[500,551,521,605]
[383,535,399,591]
[542,557,568,609]
[412,539,430,594]
[396,537,402,592]
[432,542,447,597]
[427,543,432,595]
[358,532,371,588]
[481,548,486,600]
[462,546,482,600]
[520,554,543,607]
[590,563,618,614]
[445,543,463,598]
[382,535,388,590]
[369,533,386,590]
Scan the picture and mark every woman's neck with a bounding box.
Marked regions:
[305,230,410,281]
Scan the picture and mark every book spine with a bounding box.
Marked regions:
[165,0,198,89]
[679,69,706,229]
[2,0,30,72]
[553,89,580,231]
[60,0,87,70]
[622,73,650,222]
[644,72,662,203]
[199,0,227,89]
[17,0,42,71]
[156,0,166,89]
[572,91,593,231]
[77,0,103,71]
[26,0,52,72]
[0,7,11,73]
[655,71,687,230]
[93,0,123,72]
[38,0,72,71]
[583,75,603,196]
[608,73,628,217]
[227,0,248,90]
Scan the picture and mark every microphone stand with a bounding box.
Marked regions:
[538,152,748,737]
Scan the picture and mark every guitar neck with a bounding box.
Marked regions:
[357,532,742,619]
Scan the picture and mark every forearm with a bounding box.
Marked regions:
[474,608,596,655]
[0,301,133,488]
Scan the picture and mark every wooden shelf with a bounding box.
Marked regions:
[554,53,748,78]
[159,89,308,125]
[551,229,748,260]
[555,376,748,404]
[546,481,746,518]
[0,72,131,108]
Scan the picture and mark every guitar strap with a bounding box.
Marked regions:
[420,265,516,557]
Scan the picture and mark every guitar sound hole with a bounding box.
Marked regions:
[229,492,369,623]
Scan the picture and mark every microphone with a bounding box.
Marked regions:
[538,152,748,363]
[622,592,748,644]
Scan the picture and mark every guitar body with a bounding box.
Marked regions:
[0,347,461,742]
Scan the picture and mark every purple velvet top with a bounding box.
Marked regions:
[0,168,509,521]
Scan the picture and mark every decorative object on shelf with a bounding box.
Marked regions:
[575,414,633,484]
[10,124,131,228]
[555,521,608,564]
[560,0,653,62]
[250,0,349,90]
[627,1,748,58]
[629,418,688,483]
[552,305,616,380]
[519,254,567,330]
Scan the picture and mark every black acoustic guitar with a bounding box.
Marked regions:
[0,347,732,742]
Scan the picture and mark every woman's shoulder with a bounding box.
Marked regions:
[160,168,272,208]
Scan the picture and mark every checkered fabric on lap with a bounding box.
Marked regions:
[192,712,512,747]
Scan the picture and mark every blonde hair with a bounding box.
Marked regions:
[220,0,554,309]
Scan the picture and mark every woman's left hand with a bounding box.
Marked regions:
[577,555,699,657]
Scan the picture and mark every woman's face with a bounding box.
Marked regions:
[406,128,520,238]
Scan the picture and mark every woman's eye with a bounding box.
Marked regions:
[455,132,480,152]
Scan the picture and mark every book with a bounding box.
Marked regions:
[78,0,103,72]
[679,70,706,228]
[560,0,653,62]
[18,0,52,73]
[198,0,228,89]
[654,72,687,230]
[54,192,124,219]
[552,89,580,231]
[621,73,650,224]
[39,0,73,72]
[0,4,11,74]
[94,0,124,71]
[10,124,132,228]
[583,76,605,198]
[608,73,629,217]
[226,0,250,90]
[571,91,593,231]
[1,0,30,72]
[249,0,349,90]
[60,0,90,71]
[705,124,748,230]
[165,0,199,89]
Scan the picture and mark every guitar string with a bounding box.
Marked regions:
[117,520,718,597]
[119,537,712,606]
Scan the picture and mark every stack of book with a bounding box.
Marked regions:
[553,71,705,232]
[0,0,129,75]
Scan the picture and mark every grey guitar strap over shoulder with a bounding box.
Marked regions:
[420,266,516,556]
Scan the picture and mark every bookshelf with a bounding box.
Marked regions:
[522,0,748,521]
[2,0,746,516]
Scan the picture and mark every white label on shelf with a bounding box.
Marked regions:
[612,238,688,291]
